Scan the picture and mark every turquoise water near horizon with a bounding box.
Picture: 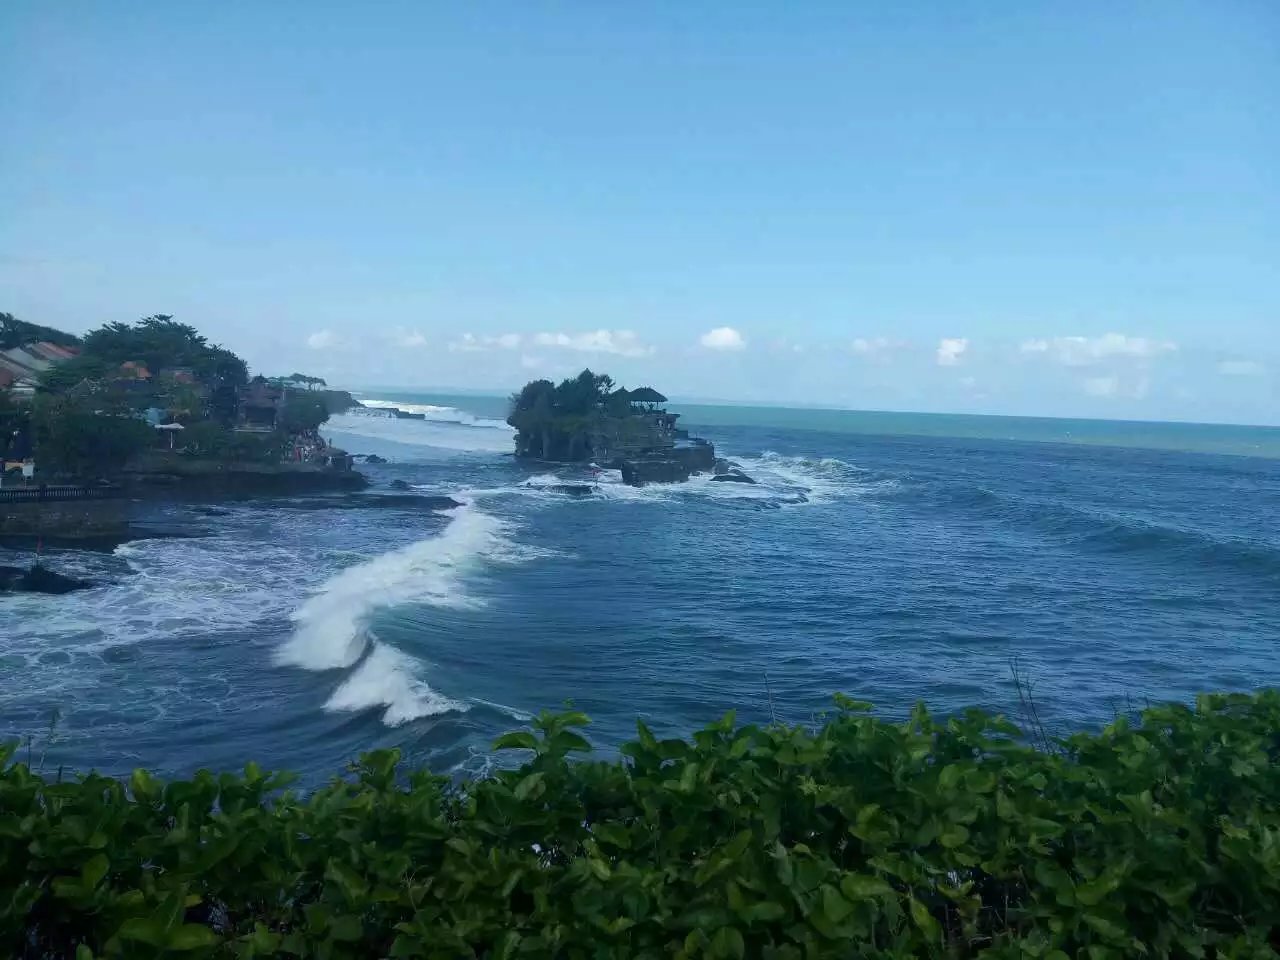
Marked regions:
[355,389,1280,460]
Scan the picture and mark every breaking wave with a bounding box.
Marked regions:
[356,400,512,431]
[276,504,542,726]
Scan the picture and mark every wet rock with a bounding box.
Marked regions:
[621,457,692,486]
[272,493,463,512]
[709,471,757,485]
[0,564,92,594]
[192,506,230,517]
[363,454,388,464]
[530,483,597,496]
[388,479,412,490]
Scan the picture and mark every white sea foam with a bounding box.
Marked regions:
[276,506,506,670]
[276,504,546,726]
[324,642,467,727]
[325,410,513,453]
[357,399,513,431]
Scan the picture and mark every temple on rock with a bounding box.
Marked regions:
[507,371,715,485]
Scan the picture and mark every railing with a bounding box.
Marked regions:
[0,485,118,503]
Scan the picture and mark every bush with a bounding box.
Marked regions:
[2,692,1278,958]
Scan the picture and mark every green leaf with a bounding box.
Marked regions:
[820,884,854,925]
[329,914,363,942]
[909,897,940,940]
[168,924,220,951]
[747,901,786,923]
[1083,914,1127,940]
[326,860,368,901]
[81,853,109,890]
[514,771,545,800]
[492,731,538,751]
[840,874,894,900]
[549,731,593,755]
[116,919,166,946]
[711,926,745,959]
[76,947,94,960]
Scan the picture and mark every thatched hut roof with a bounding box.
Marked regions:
[627,386,668,404]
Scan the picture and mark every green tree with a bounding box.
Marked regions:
[280,392,330,434]
[72,315,249,424]
[31,395,151,479]
[0,312,80,351]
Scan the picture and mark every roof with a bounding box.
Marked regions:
[119,361,152,380]
[2,348,51,373]
[627,386,668,404]
[28,342,78,362]
[0,356,36,378]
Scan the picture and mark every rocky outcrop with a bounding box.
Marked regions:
[621,457,692,486]
[269,493,462,512]
[0,498,129,541]
[0,564,92,594]
[124,454,368,497]
[316,390,362,416]
[363,455,388,464]
[672,441,716,474]
[528,483,597,496]
[709,471,757,485]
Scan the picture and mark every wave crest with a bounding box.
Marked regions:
[277,504,538,726]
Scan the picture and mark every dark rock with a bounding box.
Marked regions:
[714,458,743,475]
[269,493,462,512]
[388,479,412,490]
[709,471,757,485]
[364,454,388,464]
[0,564,92,594]
[672,441,716,474]
[316,389,362,415]
[192,506,230,517]
[530,483,597,496]
[621,457,692,486]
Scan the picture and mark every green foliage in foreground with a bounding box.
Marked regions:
[2,693,1278,959]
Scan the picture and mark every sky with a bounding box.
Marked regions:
[2,2,1277,423]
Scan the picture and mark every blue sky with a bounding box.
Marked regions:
[2,2,1277,422]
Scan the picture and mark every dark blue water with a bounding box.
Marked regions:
[3,398,1278,783]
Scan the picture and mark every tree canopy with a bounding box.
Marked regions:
[41,315,250,424]
[508,369,619,421]
[0,312,80,351]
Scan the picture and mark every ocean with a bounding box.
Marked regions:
[3,393,1279,783]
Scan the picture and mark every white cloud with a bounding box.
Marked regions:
[960,376,977,389]
[936,338,968,367]
[520,354,543,370]
[699,326,746,351]
[1218,359,1264,377]
[1020,333,1178,366]
[307,330,336,350]
[395,329,427,348]
[532,329,653,357]
[449,333,523,353]
[850,336,905,357]
[771,338,805,354]
[1083,375,1119,398]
